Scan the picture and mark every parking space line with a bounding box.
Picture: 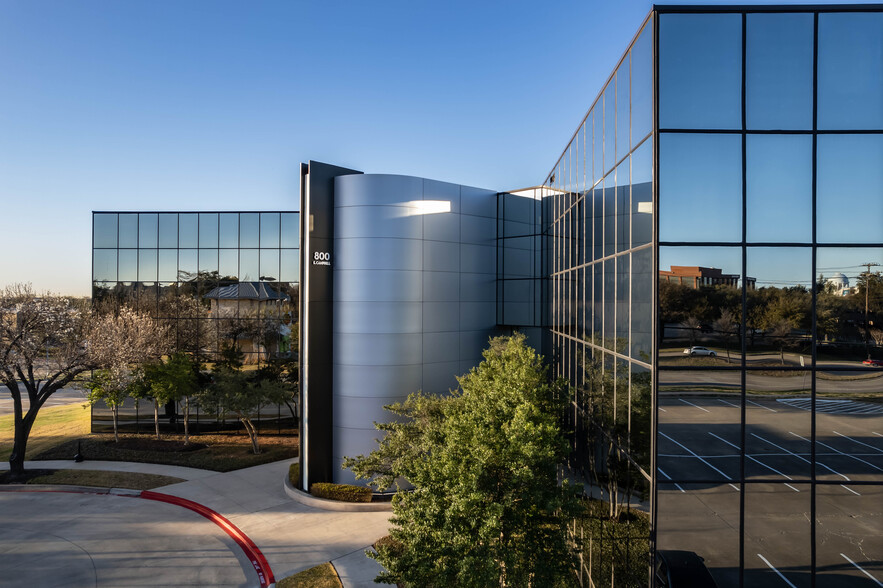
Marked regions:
[753,433,850,482]
[789,432,883,473]
[841,553,883,587]
[747,399,777,413]
[708,432,800,491]
[680,399,710,413]
[841,485,862,496]
[718,399,740,408]
[757,554,798,588]
[656,468,685,493]
[658,407,667,413]
[832,431,883,454]
[658,431,739,491]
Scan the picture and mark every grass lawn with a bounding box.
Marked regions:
[0,468,184,490]
[34,432,298,471]
[0,403,91,461]
[276,563,342,588]
[1,401,297,471]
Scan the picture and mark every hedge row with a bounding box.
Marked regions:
[310,482,373,503]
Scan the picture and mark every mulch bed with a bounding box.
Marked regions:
[109,438,207,452]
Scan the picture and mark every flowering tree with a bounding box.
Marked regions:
[85,307,171,442]
[0,285,92,476]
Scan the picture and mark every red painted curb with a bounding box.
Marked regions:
[0,486,274,587]
[140,490,275,587]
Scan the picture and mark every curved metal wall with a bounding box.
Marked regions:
[332,174,498,484]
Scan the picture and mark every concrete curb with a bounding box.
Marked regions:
[282,476,392,512]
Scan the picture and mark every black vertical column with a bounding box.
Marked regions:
[299,160,361,490]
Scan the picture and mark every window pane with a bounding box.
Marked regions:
[659,13,742,129]
[818,12,883,130]
[178,249,197,282]
[616,56,630,161]
[158,213,177,248]
[604,83,616,174]
[659,133,742,243]
[592,110,602,186]
[239,249,259,281]
[93,214,117,248]
[747,135,812,243]
[199,213,218,248]
[817,135,883,243]
[631,247,652,361]
[179,214,198,248]
[138,249,157,282]
[199,248,218,275]
[138,213,158,248]
[631,140,653,248]
[219,213,239,248]
[260,249,279,282]
[281,213,299,248]
[93,249,116,281]
[118,214,138,248]
[240,213,259,247]
[280,249,299,282]
[616,159,630,253]
[261,213,280,248]
[158,250,177,282]
[816,488,883,586]
[631,23,653,144]
[743,485,810,587]
[219,249,238,280]
[118,249,137,281]
[746,13,813,130]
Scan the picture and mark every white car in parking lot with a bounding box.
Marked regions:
[683,346,716,357]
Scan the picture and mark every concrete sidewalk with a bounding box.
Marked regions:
[0,458,392,586]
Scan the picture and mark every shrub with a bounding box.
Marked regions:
[289,462,300,490]
[310,482,372,503]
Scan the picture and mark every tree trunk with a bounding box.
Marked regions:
[183,397,190,445]
[9,411,37,476]
[241,417,260,454]
[112,404,119,443]
[154,399,161,440]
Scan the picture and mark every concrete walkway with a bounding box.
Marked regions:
[0,458,392,586]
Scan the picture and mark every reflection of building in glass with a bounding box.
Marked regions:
[825,272,851,296]
[91,211,299,434]
[659,265,756,289]
[547,5,883,587]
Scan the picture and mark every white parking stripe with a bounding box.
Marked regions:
[718,399,740,408]
[708,432,801,491]
[757,554,798,588]
[751,433,851,482]
[833,431,883,454]
[658,431,739,491]
[841,553,883,587]
[680,399,710,413]
[789,432,883,473]
[747,399,777,412]
[656,468,685,493]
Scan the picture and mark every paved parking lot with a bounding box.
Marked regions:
[657,395,883,587]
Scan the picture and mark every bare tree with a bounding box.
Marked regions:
[681,316,701,347]
[769,320,793,366]
[712,309,738,364]
[0,285,92,476]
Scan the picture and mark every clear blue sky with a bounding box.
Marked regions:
[0,0,868,296]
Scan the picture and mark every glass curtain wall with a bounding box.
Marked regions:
[546,16,654,586]
[92,211,300,435]
[657,7,882,588]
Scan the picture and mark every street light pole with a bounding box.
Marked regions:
[861,262,881,360]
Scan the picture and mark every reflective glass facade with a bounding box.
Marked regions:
[91,211,299,434]
[548,6,883,587]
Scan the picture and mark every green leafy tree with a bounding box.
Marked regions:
[85,369,132,443]
[141,353,201,443]
[344,334,582,587]
[196,346,292,454]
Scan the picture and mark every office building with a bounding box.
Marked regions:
[92,4,882,586]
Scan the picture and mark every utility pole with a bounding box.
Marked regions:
[861,262,881,360]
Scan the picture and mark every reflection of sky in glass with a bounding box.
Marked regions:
[748,248,811,289]
[119,214,138,248]
[659,13,742,129]
[179,214,198,248]
[199,213,218,248]
[604,83,615,175]
[817,248,883,283]
[631,24,652,145]
[118,249,137,281]
[817,135,883,243]
[660,133,742,243]
[93,214,117,248]
[616,57,629,162]
[747,135,812,243]
[818,12,883,130]
[660,247,742,280]
[219,213,239,247]
[281,213,299,248]
[261,213,280,248]
[240,214,259,248]
[158,214,177,248]
[138,214,158,248]
[158,250,177,281]
[746,13,813,130]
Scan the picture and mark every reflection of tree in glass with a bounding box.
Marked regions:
[712,309,738,364]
